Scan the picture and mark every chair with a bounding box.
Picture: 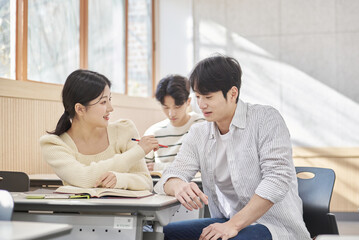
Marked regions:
[296,167,339,238]
[0,171,30,192]
[0,189,14,220]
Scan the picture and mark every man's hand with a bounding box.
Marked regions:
[166,179,208,211]
[147,162,154,171]
[94,172,117,188]
[199,220,239,240]
[199,194,274,239]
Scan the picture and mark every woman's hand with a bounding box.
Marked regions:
[94,172,117,188]
[137,135,159,154]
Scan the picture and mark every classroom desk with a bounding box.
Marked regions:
[29,174,62,188]
[30,174,203,189]
[29,174,207,221]
[153,176,209,219]
[11,190,180,240]
[0,220,72,240]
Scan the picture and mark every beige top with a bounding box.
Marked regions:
[40,119,153,191]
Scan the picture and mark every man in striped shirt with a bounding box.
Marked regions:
[144,75,204,171]
[154,55,311,240]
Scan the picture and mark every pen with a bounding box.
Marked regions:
[131,138,168,148]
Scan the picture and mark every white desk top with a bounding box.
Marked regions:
[12,191,178,209]
[0,221,72,240]
[12,190,180,226]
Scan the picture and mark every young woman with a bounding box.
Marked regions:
[40,69,158,190]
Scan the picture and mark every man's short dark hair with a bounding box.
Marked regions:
[155,75,190,106]
[189,54,242,103]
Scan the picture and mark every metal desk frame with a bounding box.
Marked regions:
[12,191,180,240]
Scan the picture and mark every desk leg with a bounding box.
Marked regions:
[143,221,164,240]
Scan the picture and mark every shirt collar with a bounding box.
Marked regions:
[208,98,248,139]
[231,98,247,129]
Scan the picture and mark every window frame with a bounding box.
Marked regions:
[12,0,155,96]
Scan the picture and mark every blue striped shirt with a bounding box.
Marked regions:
[154,99,311,240]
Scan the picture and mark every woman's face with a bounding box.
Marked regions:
[83,85,113,128]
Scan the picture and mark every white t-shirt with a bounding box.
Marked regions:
[214,128,241,218]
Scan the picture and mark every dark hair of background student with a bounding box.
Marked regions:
[48,69,112,136]
[189,54,242,103]
[155,74,190,106]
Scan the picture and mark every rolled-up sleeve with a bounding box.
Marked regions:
[255,108,294,203]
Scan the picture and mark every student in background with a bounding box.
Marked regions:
[40,69,158,191]
[154,55,311,240]
[144,75,204,171]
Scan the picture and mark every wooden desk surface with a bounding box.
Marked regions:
[0,220,72,240]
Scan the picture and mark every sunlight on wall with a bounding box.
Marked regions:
[196,20,359,147]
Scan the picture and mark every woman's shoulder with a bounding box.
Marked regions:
[40,133,60,143]
[109,119,137,130]
[108,119,139,139]
[39,133,69,148]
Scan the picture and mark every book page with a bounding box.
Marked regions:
[96,188,153,198]
[55,185,153,198]
[55,185,96,196]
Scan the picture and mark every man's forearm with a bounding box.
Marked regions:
[230,194,274,231]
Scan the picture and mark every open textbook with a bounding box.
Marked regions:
[54,185,154,198]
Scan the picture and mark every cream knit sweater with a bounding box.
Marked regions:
[40,119,153,191]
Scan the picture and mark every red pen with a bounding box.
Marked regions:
[131,138,168,148]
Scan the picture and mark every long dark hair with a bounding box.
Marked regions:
[48,69,111,136]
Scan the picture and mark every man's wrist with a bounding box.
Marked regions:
[228,215,245,232]
[164,177,183,195]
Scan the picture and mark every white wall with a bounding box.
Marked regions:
[192,0,359,147]
[155,0,193,80]
[156,0,359,147]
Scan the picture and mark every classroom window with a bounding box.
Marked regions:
[128,0,153,97]
[0,0,16,79]
[27,0,79,84]
[0,0,154,97]
[88,0,126,94]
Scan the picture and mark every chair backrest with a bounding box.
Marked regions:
[0,171,30,192]
[0,189,14,220]
[296,167,339,238]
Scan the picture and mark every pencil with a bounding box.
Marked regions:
[131,138,168,148]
